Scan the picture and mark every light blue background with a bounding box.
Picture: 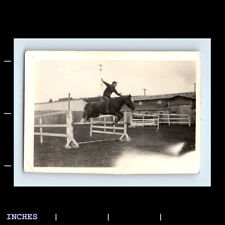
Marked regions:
[14,38,211,186]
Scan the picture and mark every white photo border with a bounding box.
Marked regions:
[14,38,211,186]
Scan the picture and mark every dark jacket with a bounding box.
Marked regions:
[102,81,121,97]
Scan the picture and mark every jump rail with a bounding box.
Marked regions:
[90,113,130,142]
[130,113,159,129]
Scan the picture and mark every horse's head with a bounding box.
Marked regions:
[123,95,135,110]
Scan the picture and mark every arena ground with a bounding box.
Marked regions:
[34,125,195,168]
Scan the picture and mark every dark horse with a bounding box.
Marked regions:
[82,95,135,122]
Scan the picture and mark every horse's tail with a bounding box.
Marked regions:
[82,103,89,121]
[84,103,89,111]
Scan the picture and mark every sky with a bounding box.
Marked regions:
[34,60,196,103]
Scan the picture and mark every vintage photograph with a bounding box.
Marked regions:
[24,51,201,174]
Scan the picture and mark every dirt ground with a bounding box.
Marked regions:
[34,125,195,167]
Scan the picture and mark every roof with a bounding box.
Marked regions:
[83,96,102,103]
[36,92,195,105]
[134,105,169,111]
[132,92,195,101]
[35,97,87,105]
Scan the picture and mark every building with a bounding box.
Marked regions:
[35,97,87,123]
[35,92,196,124]
[132,92,196,124]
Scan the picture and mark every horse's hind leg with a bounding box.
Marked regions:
[81,111,88,122]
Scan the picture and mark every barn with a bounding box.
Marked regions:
[132,92,196,125]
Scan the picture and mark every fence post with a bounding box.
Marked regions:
[168,114,170,125]
[65,93,71,148]
[122,112,130,141]
[157,115,160,130]
[142,114,145,127]
[65,93,79,149]
[124,113,127,132]
[104,116,106,132]
[130,113,133,127]
[113,116,115,134]
[39,117,43,143]
[65,111,70,148]
[65,110,72,148]
[123,112,127,139]
[188,115,191,127]
[90,118,93,137]
[68,93,70,111]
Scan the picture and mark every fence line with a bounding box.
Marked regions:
[130,113,159,129]
[130,112,191,128]
[158,114,191,126]
[34,94,79,149]
[35,94,131,149]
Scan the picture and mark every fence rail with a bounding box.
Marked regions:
[130,113,191,128]
[34,102,79,149]
[90,113,130,141]
[130,113,159,129]
[158,114,191,126]
[34,132,68,137]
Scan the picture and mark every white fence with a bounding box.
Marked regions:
[130,113,191,128]
[34,109,79,149]
[158,114,191,126]
[130,113,159,129]
[35,93,131,149]
[90,113,130,141]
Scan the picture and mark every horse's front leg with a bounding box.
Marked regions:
[118,112,124,120]
[112,111,122,123]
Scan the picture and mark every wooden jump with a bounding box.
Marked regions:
[130,113,159,129]
[89,113,130,142]
[34,93,131,149]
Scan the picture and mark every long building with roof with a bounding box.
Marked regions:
[35,91,196,124]
[132,92,196,124]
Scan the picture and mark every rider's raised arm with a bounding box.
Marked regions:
[101,78,110,87]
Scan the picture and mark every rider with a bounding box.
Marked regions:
[101,78,121,113]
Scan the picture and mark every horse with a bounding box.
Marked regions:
[82,95,135,123]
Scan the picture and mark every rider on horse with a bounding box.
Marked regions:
[101,78,121,113]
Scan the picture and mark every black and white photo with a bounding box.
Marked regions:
[24,51,201,174]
